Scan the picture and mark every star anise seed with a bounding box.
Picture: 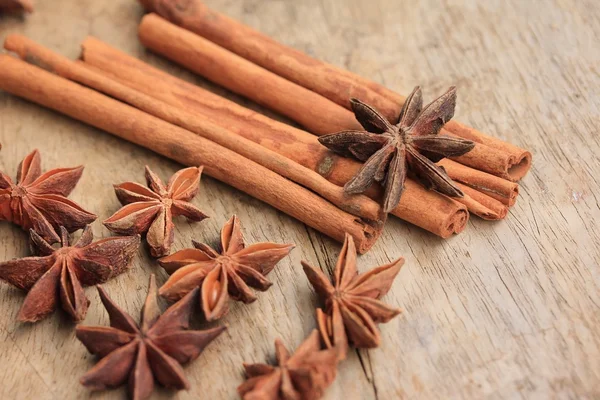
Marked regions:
[77,274,226,400]
[104,165,208,258]
[0,149,97,243]
[302,233,404,360]
[238,329,338,400]
[319,87,475,213]
[0,225,140,322]
[158,215,295,321]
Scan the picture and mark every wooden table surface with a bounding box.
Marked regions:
[1,0,599,399]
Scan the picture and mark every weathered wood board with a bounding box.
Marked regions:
[0,0,599,398]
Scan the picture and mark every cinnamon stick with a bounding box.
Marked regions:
[0,54,383,253]
[138,15,359,136]
[138,2,532,182]
[5,34,383,223]
[137,14,530,183]
[438,159,519,206]
[443,121,532,181]
[455,184,508,221]
[80,37,472,236]
[138,0,396,116]
[137,19,509,222]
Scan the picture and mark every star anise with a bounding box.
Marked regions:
[238,329,338,400]
[319,86,475,213]
[103,166,208,258]
[0,149,97,243]
[158,215,294,321]
[0,0,33,13]
[301,233,404,360]
[0,225,140,322]
[77,274,226,400]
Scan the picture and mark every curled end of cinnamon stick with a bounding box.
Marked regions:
[457,184,508,221]
[443,121,532,182]
[353,217,385,254]
[506,151,532,182]
[440,207,469,238]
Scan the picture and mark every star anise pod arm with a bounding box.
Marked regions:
[158,215,294,321]
[0,149,97,243]
[0,225,140,322]
[318,87,475,213]
[302,233,404,360]
[77,274,226,399]
[238,330,338,400]
[104,166,208,257]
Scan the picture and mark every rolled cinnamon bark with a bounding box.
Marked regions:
[80,37,472,236]
[137,2,532,182]
[455,184,508,221]
[438,159,519,206]
[137,13,530,183]
[443,121,532,181]
[5,34,383,223]
[138,14,359,136]
[0,55,382,253]
[138,0,397,117]
[134,25,507,223]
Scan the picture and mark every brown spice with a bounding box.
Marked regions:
[238,330,338,400]
[319,88,474,213]
[104,166,207,257]
[75,37,470,237]
[0,54,383,253]
[0,149,97,243]
[302,233,404,360]
[0,225,140,322]
[77,274,225,400]
[136,8,531,183]
[141,0,532,182]
[158,215,294,321]
[438,158,519,206]
[3,34,382,224]
[138,14,361,136]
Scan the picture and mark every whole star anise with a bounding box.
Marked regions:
[77,274,226,400]
[0,225,140,322]
[103,166,208,258]
[158,215,294,321]
[319,86,475,213]
[238,330,338,400]
[301,233,404,360]
[0,149,97,243]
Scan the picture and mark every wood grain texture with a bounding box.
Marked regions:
[0,0,599,399]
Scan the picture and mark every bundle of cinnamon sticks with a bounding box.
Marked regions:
[132,3,530,219]
[0,1,531,252]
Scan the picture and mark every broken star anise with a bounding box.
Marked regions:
[158,215,295,321]
[319,86,475,213]
[77,274,225,400]
[103,165,208,258]
[0,149,97,243]
[0,225,140,322]
[302,233,404,360]
[238,329,338,400]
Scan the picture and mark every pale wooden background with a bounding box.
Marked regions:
[1,0,599,399]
